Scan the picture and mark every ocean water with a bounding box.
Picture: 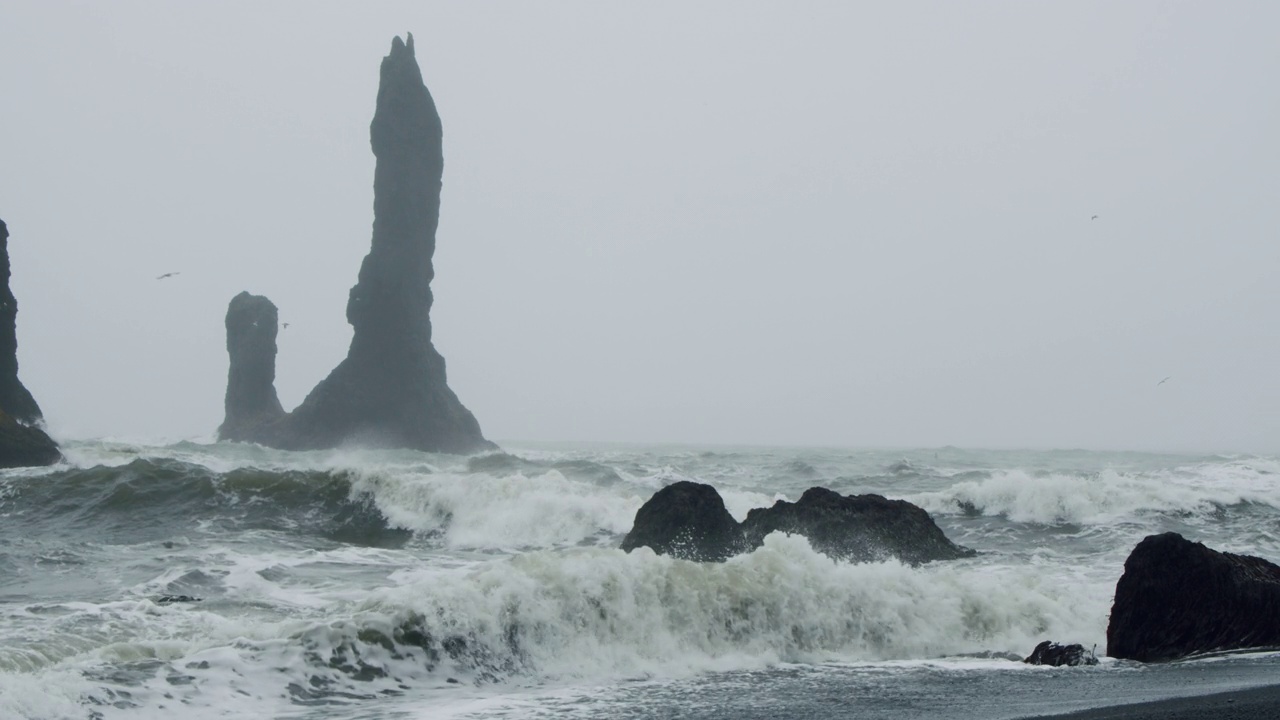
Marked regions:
[3,440,1280,719]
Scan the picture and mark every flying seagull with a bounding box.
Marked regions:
[282,322,290,330]
[1157,376,1171,386]
[156,272,180,280]
[1091,215,1098,220]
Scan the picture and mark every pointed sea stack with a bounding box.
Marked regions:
[0,218,60,468]
[0,219,42,425]
[217,35,493,454]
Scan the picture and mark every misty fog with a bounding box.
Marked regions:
[1,1,1276,452]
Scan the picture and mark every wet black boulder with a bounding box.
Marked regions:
[1106,532,1280,662]
[621,483,972,566]
[741,487,975,565]
[619,481,747,562]
[1023,641,1098,666]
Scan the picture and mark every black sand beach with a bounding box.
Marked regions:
[1022,684,1280,720]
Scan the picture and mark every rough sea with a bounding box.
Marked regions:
[4,440,1280,719]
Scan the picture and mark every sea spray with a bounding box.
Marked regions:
[347,468,642,550]
[6,441,1280,719]
[907,463,1280,526]
[299,533,1104,685]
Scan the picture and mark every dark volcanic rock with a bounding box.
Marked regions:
[1023,640,1098,667]
[216,35,493,454]
[621,483,971,565]
[0,219,42,424]
[0,218,58,468]
[620,481,747,562]
[218,292,285,442]
[1106,532,1280,662]
[0,410,60,468]
[741,487,976,565]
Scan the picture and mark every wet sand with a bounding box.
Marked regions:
[1020,684,1280,720]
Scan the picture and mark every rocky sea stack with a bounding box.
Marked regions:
[218,292,285,442]
[621,481,973,565]
[1106,532,1280,662]
[0,218,60,468]
[218,35,493,454]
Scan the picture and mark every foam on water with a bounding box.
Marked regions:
[1,534,1107,718]
[347,468,642,550]
[311,533,1104,683]
[907,460,1280,526]
[6,441,1280,719]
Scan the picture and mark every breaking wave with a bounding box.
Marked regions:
[907,459,1280,525]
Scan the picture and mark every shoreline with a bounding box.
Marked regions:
[1018,684,1280,720]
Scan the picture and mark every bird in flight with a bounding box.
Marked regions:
[282,322,290,330]
[1157,376,1171,386]
[1091,215,1098,220]
[156,272,180,280]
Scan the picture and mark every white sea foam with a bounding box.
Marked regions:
[11,442,1279,719]
[347,468,643,550]
[0,668,102,720]
[8,534,1100,718]
[330,532,1105,682]
[906,462,1280,525]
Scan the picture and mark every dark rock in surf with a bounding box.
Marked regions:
[620,483,971,566]
[619,481,747,562]
[741,487,976,565]
[215,35,493,454]
[0,218,59,468]
[1106,532,1280,662]
[155,594,202,604]
[1023,640,1098,667]
[218,292,285,442]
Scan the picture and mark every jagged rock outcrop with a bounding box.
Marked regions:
[218,292,285,442]
[217,35,493,454]
[619,481,747,562]
[742,487,977,565]
[1106,532,1280,662]
[1023,641,1098,667]
[0,218,59,468]
[620,482,972,565]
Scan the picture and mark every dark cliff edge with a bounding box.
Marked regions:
[0,218,60,468]
[1107,532,1280,662]
[217,35,493,454]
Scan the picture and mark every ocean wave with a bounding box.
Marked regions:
[346,467,641,550]
[293,533,1099,685]
[0,453,785,553]
[907,460,1280,525]
[0,459,405,546]
[22,532,1099,715]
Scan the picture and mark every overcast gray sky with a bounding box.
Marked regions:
[1,1,1277,452]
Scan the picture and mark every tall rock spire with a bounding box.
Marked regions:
[0,218,43,424]
[0,217,60,468]
[218,35,493,454]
